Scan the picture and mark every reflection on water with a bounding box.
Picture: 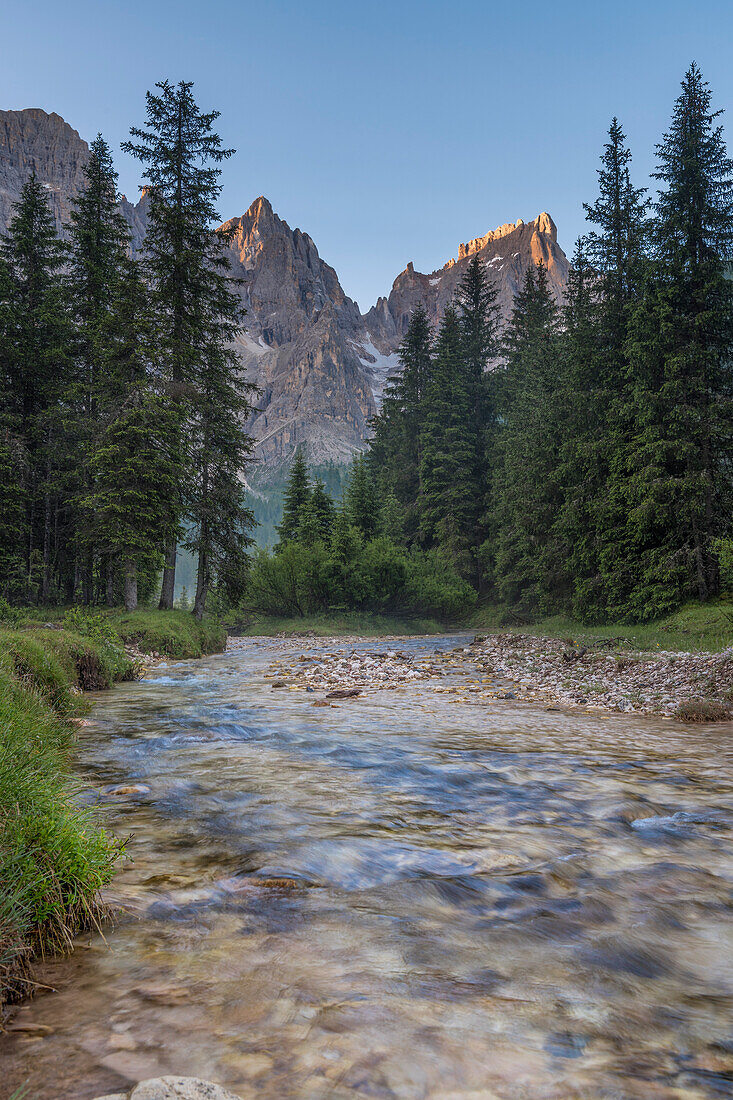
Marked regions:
[4,636,733,1099]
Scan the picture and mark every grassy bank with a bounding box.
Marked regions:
[470,599,733,653]
[108,608,226,658]
[234,600,733,651]
[0,608,225,1013]
[236,611,449,637]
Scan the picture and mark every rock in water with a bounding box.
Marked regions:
[93,1078,247,1100]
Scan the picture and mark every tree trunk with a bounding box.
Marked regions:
[193,543,207,621]
[106,559,115,606]
[124,558,138,611]
[159,542,177,609]
[82,548,93,606]
[41,485,52,604]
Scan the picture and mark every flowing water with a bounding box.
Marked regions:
[4,635,733,1100]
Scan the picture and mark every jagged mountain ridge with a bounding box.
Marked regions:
[0,107,570,474]
[364,212,568,355]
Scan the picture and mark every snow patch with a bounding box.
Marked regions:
[235,330,269,358]
[352,336,401,407]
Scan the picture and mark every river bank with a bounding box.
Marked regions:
[0,610,225,1015]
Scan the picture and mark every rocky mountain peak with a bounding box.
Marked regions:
[0,107,90,234]
[363,211,569,355]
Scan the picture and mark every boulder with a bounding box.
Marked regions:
[92,1078,246,1100]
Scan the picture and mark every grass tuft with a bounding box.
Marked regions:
[0,605,224,1011]
[672,699,732,723]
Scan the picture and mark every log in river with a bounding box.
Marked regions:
[4,634,733,1099]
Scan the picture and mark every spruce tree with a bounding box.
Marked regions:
[66,135,136,601]
[123,80,244,609]
[419,306,480,578]
[185,335,255,619]
[556,119,648,620]
[490,265,564,611]
[368,303,433,544]
[87,258,180,610]
[456,254,501,582]
[300,479,335,545]
[345,454,379,541]
[621,64,733,618]
[276,450,311,546]
[1,177,71,602]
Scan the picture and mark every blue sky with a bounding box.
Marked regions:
[3,0,732,308]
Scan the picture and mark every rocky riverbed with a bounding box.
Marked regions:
[244,631,733,719]
[5,633,732,1100]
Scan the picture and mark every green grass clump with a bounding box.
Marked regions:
[238,611,447,637]
[109,608,226,658]
[0,642,120,1008]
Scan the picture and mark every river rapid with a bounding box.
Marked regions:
[3,635,733,1100]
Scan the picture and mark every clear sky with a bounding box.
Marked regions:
[2,0,732,309]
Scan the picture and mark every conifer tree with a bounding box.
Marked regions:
[66,135,136,601]
[556,119,648,620]
[299,479,335,545]
[1,177,71,602]
[456,253,500,412]
[345,454,379,541]
[276,450,311,546]
[186,336,255,619]
[620,64,733,617]
[490,265,564,610]
[123,80,245,609]
[419,306,481,577]
[368,303,433,543]
[87,259,180,609]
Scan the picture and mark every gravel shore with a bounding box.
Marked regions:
[238,632,733,720]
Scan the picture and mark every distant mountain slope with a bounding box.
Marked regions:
[0,107,570,478]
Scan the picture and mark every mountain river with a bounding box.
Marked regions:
[3,634,733,1099]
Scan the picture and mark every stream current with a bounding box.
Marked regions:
[3,635,733,1100]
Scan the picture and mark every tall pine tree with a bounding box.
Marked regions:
[556,119,648,620]
[66,135,136,602]
[1,177,72,602]
[419,306,481,578]
[276,450,311,547]
[123,80,254,610]
[621,64,733,618]
[368,303,433,545]
[490,265,564,611]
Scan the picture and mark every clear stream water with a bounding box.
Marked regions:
[3,635,733,1100]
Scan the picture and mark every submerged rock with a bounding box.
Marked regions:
[93,1078,247,1100]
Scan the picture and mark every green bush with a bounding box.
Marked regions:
[244,537,477,623]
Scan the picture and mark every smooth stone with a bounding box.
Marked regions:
[129,1078,246,1100]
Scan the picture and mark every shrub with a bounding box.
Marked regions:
[244,538,477,622]
[672,698,731,723]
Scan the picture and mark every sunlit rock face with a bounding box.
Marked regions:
[363,212,569,356]
[1,108,570,474]
[222,198,380,469]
